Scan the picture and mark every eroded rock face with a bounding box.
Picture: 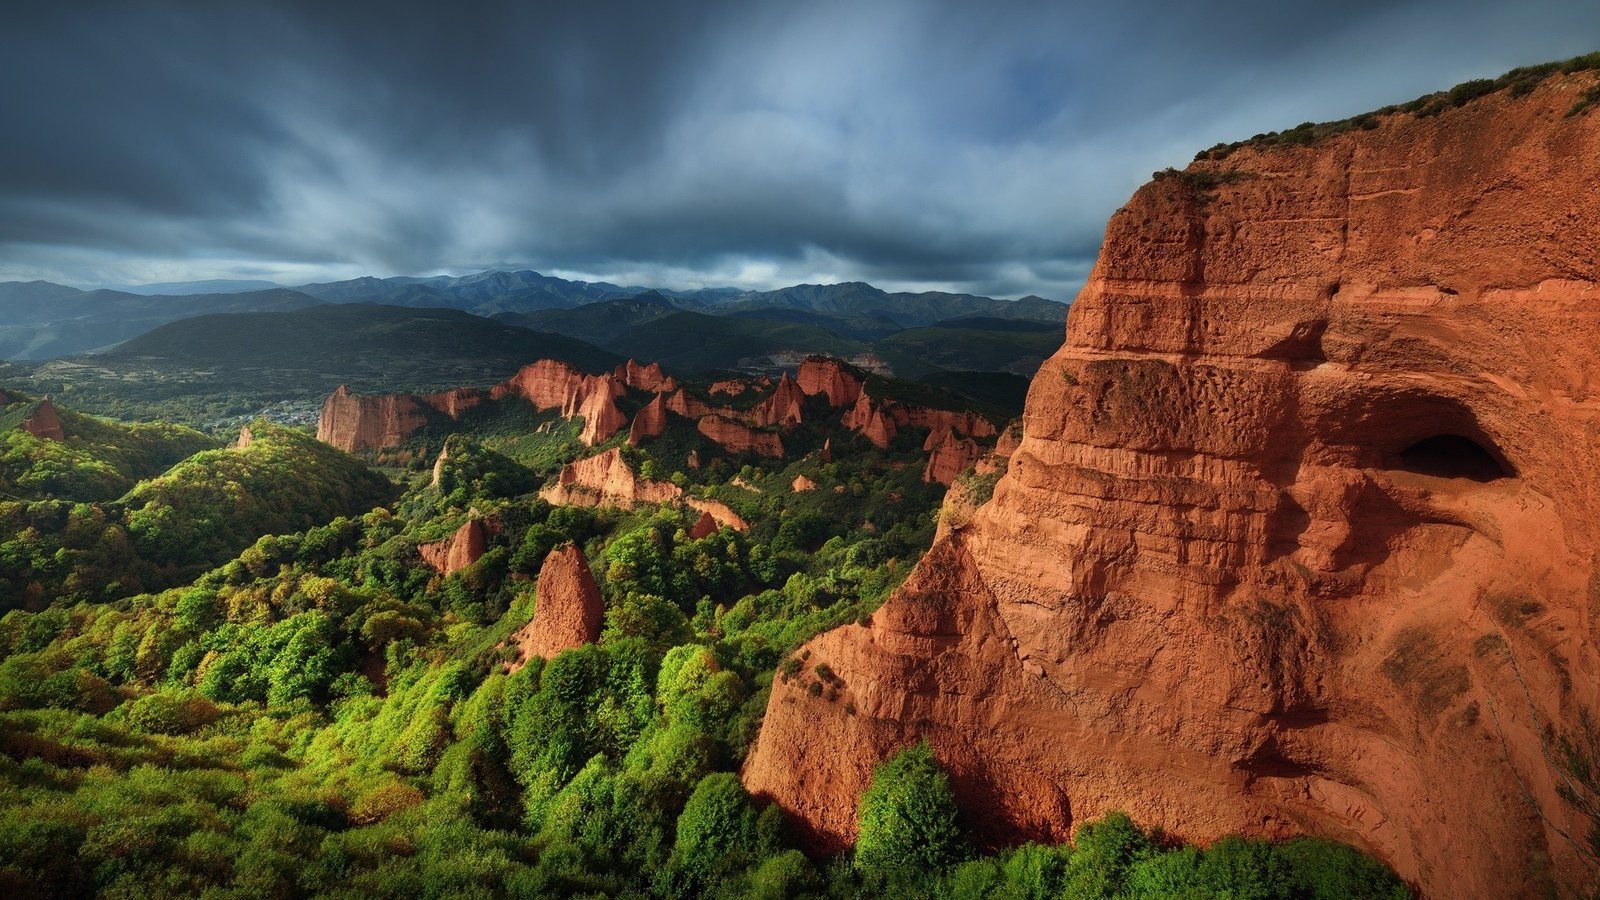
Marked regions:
[540,447,683,509]
[318,386,429,452]
[615,359,677,394]
[418,518,495,576]
[629,393,669,446]
[842,395,897,449]
[798,358,864,408]
[19,398,65,442]
[754,373,807,427]
[684,497,748,532]
[509,544,604,666]
[921,432,981,486]
[421,387,488,419]
[698,414,784,458]
[688,511,719,540]
[744,76,1600,898]
[709,378,752,396]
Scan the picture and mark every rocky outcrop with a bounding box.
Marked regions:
[921,432,981,486]
[508,544,604,667]
[18,397,64,442]
[418,518,495,576]
[575,384,628,446]
[791,475,817,492]
[842,395,897,449]
[420,387,488,419]
[798,357,864,408]
[709,378,752,396]
[540,447,683,509]
[615,359,677,393]
[688,511,719,540]
[318,386,429,452]
[684,497,748,532]
[429,440,452,489]
[698,414,784,458]
[628,393,669,446]
[492,359,629,447]
[909,408,996,440]
[744,74,1600,898]
[665,388,717,420]
[754,373,806,427]
[317,384,499,452]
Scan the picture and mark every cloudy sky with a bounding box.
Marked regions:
[2,1,1597,300]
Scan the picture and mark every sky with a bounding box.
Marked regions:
[1,1,1597,301]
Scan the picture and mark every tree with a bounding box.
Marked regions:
[854,741,967,880]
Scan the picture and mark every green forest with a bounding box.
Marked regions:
[0,385,1410,899]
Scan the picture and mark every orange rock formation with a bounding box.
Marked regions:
[688,511,719,540]
[628,393,669,446]
[420,387,487,419]
[417,518,494,576]
[921,432,981,486]
[684,497,748,532]
[842,395,897,449]
[797,357,864,408]
[697,414,784,458]
[709,378,752,396]
[539,447,683,509]
[508,544,604,666]
[754,372,807,427]
[615,359,676,393]
[17,398,65,442]
[791,475,817,492]
[744,74,1600,898]
[317,386,429,452]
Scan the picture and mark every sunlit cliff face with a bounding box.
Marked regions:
[744,78,1600,899]
[1009,269,1600,894]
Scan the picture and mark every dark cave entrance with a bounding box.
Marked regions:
[1396,434,1513,482]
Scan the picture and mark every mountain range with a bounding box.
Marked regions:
[0,269,1065,363]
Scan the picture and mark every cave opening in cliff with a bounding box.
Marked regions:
[1397,434,1512,482]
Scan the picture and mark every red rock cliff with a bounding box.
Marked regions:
[19,397,64,442]
[495,359,630,447]
[317,385,429,452]
[743,74,1600,898]
[798,357,864,407]
[417,518,495,576]
[698,414,785,458]
[508,544,605,666]
[540,447,683,509]
[628,393,669,446]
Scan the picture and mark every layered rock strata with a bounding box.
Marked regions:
[744,74,1600,898]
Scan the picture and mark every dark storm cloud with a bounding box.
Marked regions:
[2,0,1598,297]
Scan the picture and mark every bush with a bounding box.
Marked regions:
[124,690,219,735]
[854,742,967,880]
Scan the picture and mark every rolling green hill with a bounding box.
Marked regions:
[877,322,1062,375]
[497,291,682,346]
[0,283,324,361]
[605,310,868,373]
